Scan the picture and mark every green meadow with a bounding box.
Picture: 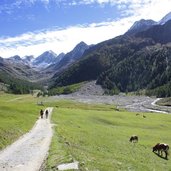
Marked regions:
[45,100,171,171]
[0,93,45,149]
[0,94,171,171]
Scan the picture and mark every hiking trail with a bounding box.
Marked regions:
[0,107,53,171]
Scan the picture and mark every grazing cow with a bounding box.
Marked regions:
[129,135,138,143]
[153,143,169,159]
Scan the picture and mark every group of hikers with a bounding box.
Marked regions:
[40,109,49,119]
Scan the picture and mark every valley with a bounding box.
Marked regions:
[1,9,171,171]
[1,12,171,98]
[50,92,171,114]
[0,90,171,171]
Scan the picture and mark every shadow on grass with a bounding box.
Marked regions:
[153,151,168,160]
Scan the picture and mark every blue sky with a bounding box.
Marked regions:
[1,0,171,58]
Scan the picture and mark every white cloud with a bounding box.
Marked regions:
[0,19,131,58]
[70,0,171,20]
[1,0,171,58]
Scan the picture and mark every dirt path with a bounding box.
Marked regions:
[0,107,53,171]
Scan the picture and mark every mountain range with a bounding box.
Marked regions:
[51,12,171,97]
[1,12,171,97]
[0,41,90,92]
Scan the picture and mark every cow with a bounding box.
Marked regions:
[153,143,169,159]
[129,135,138,143]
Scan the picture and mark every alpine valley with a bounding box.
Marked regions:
[1,12,171,97]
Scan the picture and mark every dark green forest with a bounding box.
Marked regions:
[51,20,171,97]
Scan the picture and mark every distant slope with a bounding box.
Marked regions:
[0,69,41,94]
[32,50,60,69]
[0,57,41,81]
[44,41,90,75]
[159,11,171,25]
[52,36,154,86]
[125,19,157,35]
[0,57,42,93]
[136,20,171,43]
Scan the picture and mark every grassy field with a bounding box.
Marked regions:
[48,82,84,96]
[45,100,171,171]
[0,93,45,150]
[0,94,171,170]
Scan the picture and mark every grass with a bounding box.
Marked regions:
[45,100,171,171]
[0,94,171,170]
[48,82,84,95]
[0,93,46,150]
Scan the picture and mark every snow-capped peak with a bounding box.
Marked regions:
[32,50,58,68]
[159,12,171,25]
[130,19,156,30]
[126,19,157,35]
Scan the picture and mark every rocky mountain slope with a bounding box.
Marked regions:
[43,41,90,75]
[159,12,171,25]
[125,19,157,35]
[51,17,171,97]
[31,51,62,69]
[0,41,90,93]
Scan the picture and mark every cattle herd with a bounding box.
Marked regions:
[129,135,169,160]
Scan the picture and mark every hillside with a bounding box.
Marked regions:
[0,58,42,94]
[136,20,171,43]
[51,20,171,97]
[44,41,90,76]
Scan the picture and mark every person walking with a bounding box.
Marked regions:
[40,109,44,119]
[45,109,49,119]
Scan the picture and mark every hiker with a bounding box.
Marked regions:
[40,109,44,119]
[45,109,49,119]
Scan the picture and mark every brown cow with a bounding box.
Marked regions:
[153,143,169,159]
[129,135,138,143]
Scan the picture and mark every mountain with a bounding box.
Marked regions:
[0,57,41,81]
[56,52,65,62]
[23,55,34,64]
[136,19,171,44]
[159,12,171,25]
[32,50,58,68]
[0,41,88,89]
[52,36,155,86]
[6,55,23,63]
[1,12,171,96]
[126,11,171,36]
[57,41,89,68]
[0,57,3,63]
[0,57,43,94]
[125,19,157,35]
[51,19,171,97]
[44,41,90,75]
